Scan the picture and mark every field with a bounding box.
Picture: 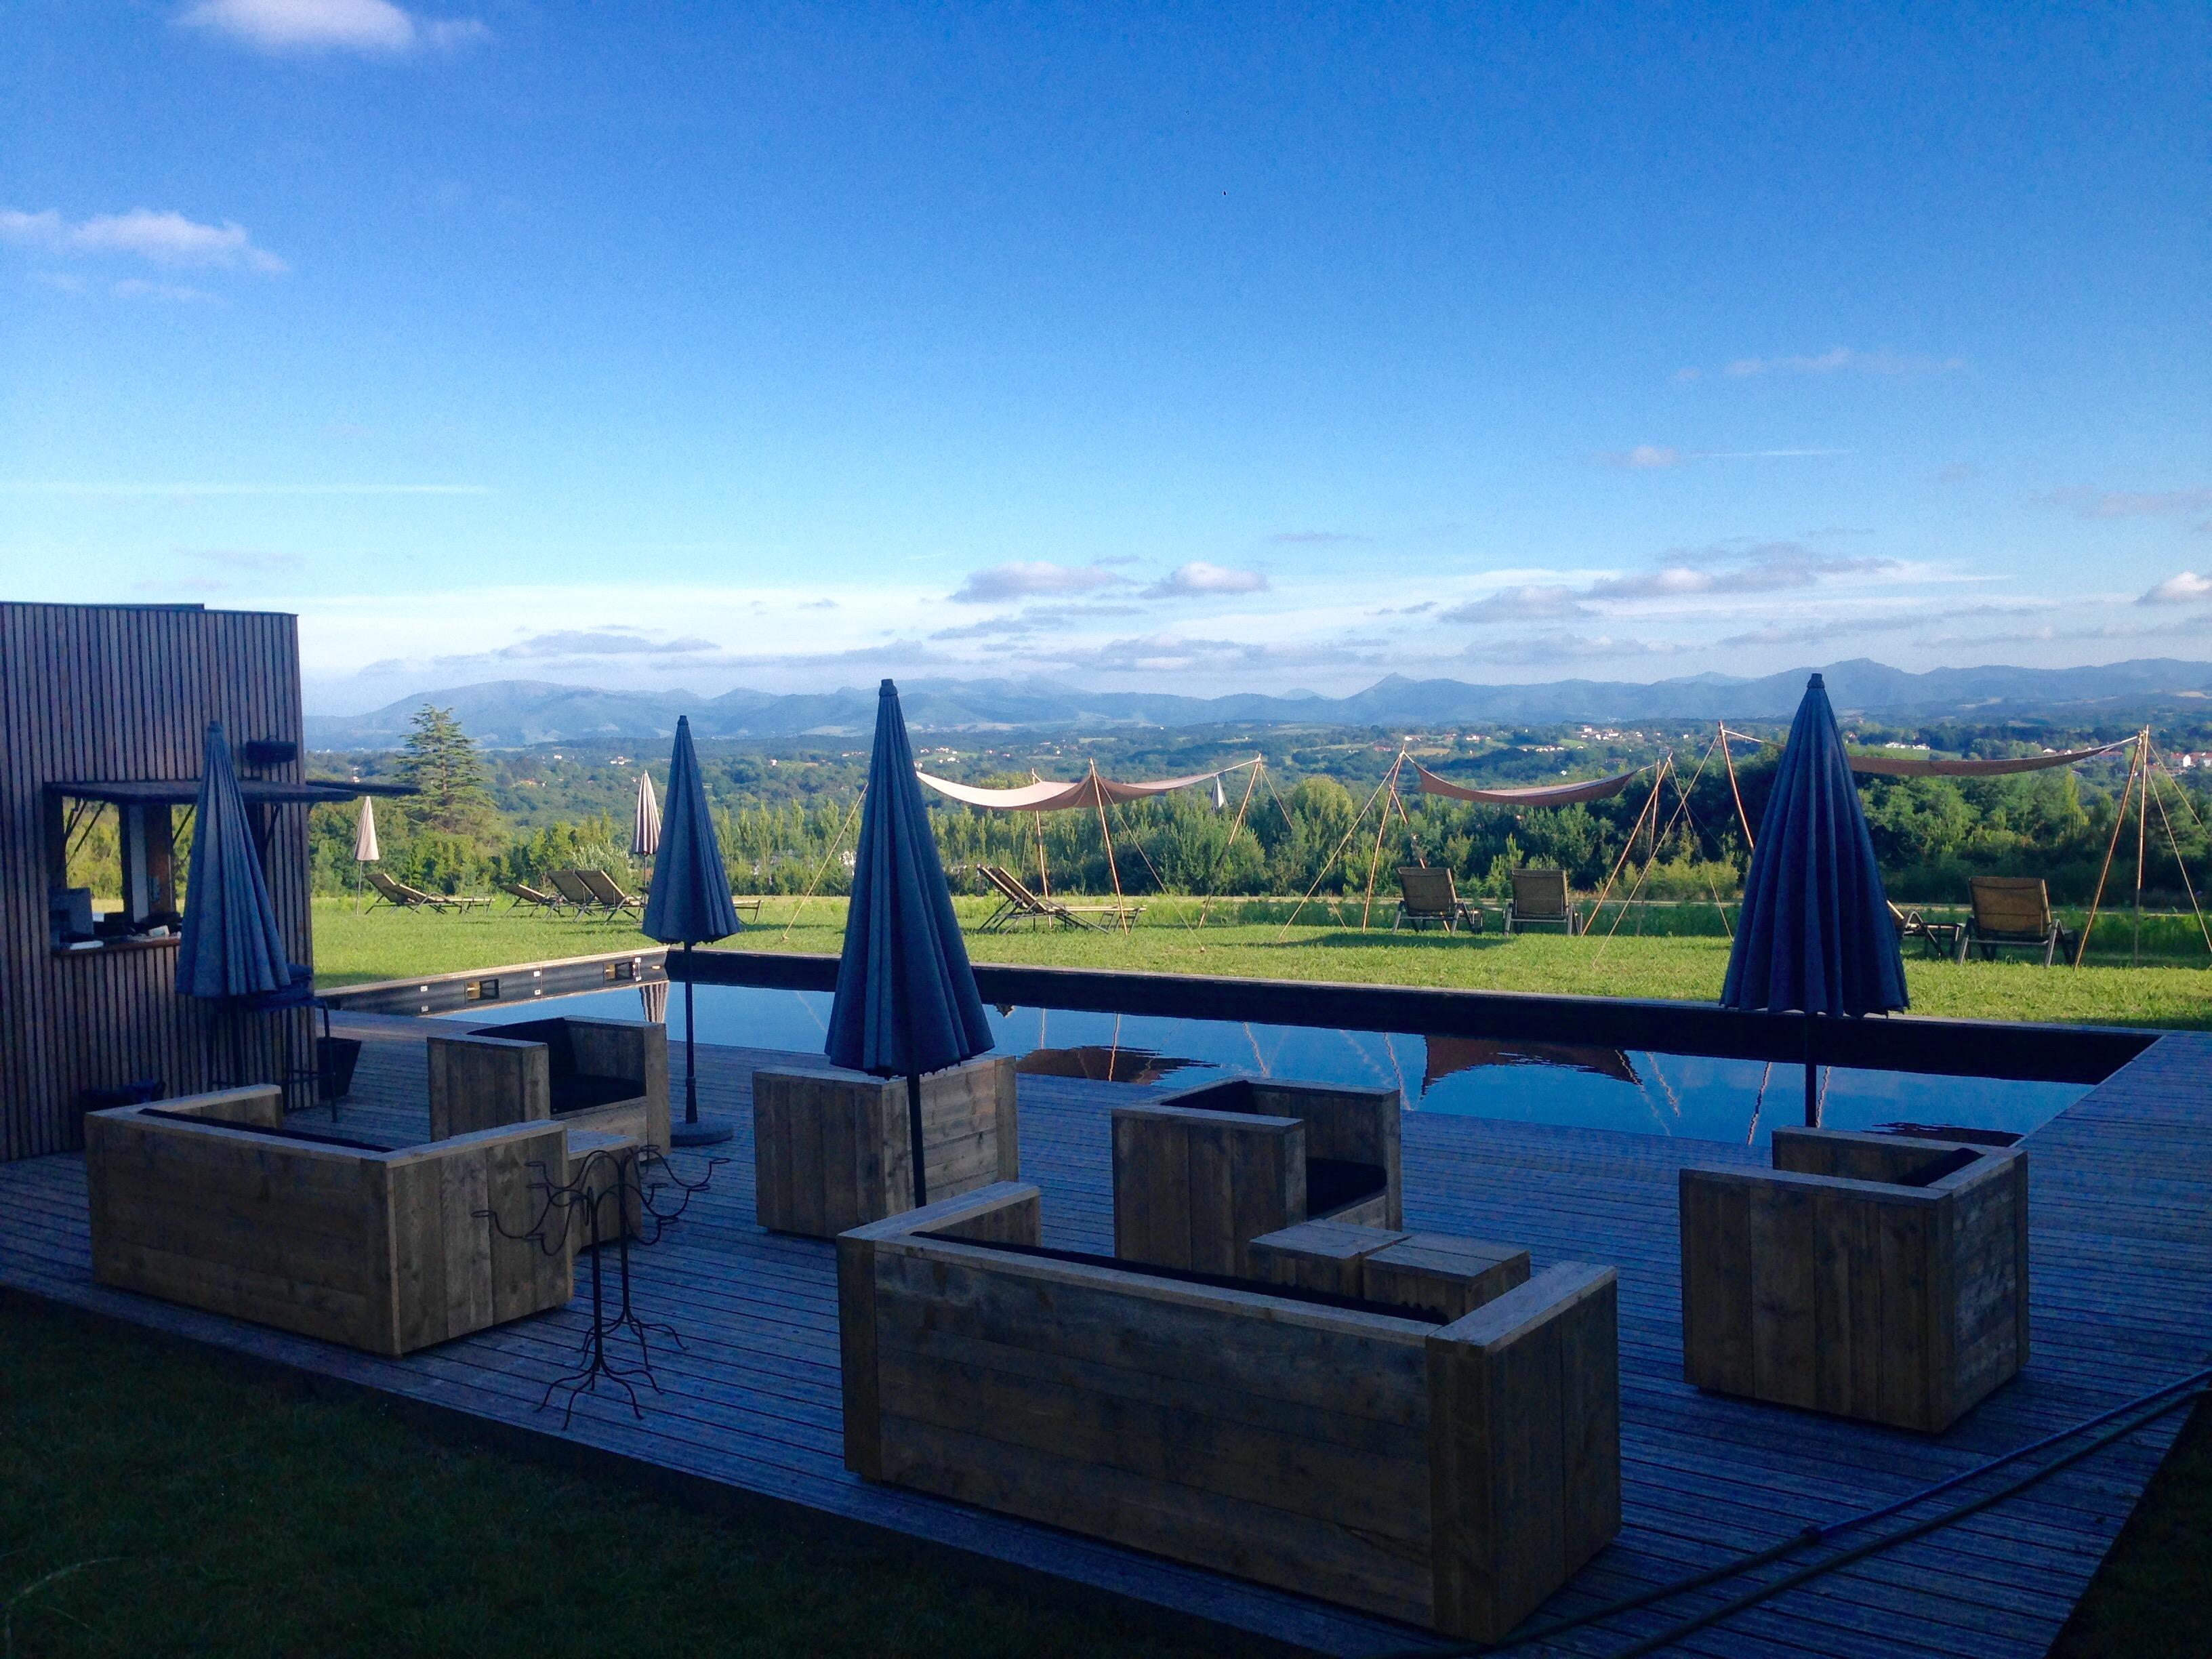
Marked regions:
[310,895,2212,1029]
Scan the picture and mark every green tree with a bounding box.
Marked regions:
[398,705,497,841]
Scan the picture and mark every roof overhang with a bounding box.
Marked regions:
[47,778,418,806]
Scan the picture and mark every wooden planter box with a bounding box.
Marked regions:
[428,1017,670,1152]
[752,1054,1018,1238]
[1111,1074,1401,1278]
[1680,1128,2030,1432]
[839,1183,1619,1641]
[85,1086,574,1355]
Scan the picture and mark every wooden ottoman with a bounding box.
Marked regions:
[1680,1127,2030,1431]
[1250,1218,1531,1317]
[752,1054,1019,1238]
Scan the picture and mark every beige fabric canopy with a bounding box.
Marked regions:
[1844,739,2133,778]
[916,763,1239,812]
[1410,760,1644,807]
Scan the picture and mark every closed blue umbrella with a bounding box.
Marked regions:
[826,680,994,1205]
[1721,674,1908,1124]
[176,720,298,1086]
[643,715,741,1146]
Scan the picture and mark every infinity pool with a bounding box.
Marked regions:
[449,982,2091,1145]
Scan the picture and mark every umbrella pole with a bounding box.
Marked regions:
[1803,1012,1818,1128]
[668,942,733,1147]
[906,1071,928,1209]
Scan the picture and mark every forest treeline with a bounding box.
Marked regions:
[297,710,2210,909]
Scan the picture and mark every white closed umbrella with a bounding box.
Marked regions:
[352,796,380,911]
[632,770,662,859]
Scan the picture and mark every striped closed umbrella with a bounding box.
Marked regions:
[632,769,661,859]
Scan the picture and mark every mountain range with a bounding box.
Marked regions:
[302,658,2212,749]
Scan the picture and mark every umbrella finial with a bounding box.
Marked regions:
[1807,672,1825,689]
[880,678,896,696]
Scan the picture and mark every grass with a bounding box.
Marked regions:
[0,1294,1277,1659]
[310,895,2212,1029]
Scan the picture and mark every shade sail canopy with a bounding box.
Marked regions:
[642,716,740,945]
[353,796,380,863]
[175,722,292,1000]
[827,680,994,1078]
[1722,676,1908,1019]
[1410,760,1643,807]
[916,764,1237,812]
[1845,739,2132,778]
[632,769,662,859]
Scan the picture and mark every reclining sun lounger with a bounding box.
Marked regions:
[1394,865,1483,933]
[1504,867,1582,935]
[575,867,647,916]
[366,870,491,912]
[974,864,1141,932]
[501,880,567,914]
[1958,877,2077,965]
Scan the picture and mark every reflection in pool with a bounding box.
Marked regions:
[456,983,2088,1146]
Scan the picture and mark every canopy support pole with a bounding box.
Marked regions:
[779,787,865,944]
[1278,764,1398,938]
[1359,754,1408,930]
[2133,724,2151,968]
[1195,758,1262,929]
[2146,743,2212,957]
[1090,762,1130,935]
[2077,738,2144,965]
[1031,808,1050,900]
[1721,724,1757,852]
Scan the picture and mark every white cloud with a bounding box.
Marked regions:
[497,629,718,659]
[948,561,1130,604]
[1463,632,1679,666]
[1,207,285,273]
[1609,444,1683,470]
[2139,571,2212,605]
[1717,346,1963,378]
[1144,562,1269,598]
[1439,585,1590,625]
[2045,487,2212,521]
[179,0,488,54]
[1600,444,1849,470]
[112,278,218,302]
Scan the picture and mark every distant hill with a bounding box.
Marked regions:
[303,658,2212,749]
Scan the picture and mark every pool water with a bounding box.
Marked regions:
[454,984,2089,1146]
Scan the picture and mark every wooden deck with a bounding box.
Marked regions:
[4,1016,2209,1657]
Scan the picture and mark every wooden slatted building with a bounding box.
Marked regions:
[1,602,323,1160]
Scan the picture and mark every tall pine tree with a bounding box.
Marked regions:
[399,705,496,840]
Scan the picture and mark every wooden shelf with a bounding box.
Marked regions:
[51,935,180,958]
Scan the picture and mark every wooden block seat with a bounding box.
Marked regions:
[1250,1218,1532,1319]
[1680,1128,2030,1433]
[752,1054,1018,1238]
[85,1086,575,1356]
[428,1017,670,1152]
[839,1183,1620,1641]
[1111,1074,1401,1278]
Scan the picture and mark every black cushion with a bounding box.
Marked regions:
[1307,1157,1388,1216]
[1894,1146,1984,1188]
[551,1073,643,1115]
[137,1107,392,1153]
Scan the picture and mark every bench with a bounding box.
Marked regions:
[428,1017,670,1152]
[839,1183,1620,1640]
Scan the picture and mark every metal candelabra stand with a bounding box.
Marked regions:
[483,1143,722,1426]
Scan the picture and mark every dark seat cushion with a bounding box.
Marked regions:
[1307,1156,1388,1216]
[138,1107,392,1153]
[1893,1146,1984,1188]
[472,1018,578,1078]
[551,1073,644,1115]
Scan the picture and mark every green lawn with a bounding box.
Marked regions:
[310,895,2212,1029]
[0,1295,1274,1659]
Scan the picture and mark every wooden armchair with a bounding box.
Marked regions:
[428,1017,670,1150]
[1680,1128,2029,1431]
[1959,877,2076,965]
[1111,1075,1401,1277]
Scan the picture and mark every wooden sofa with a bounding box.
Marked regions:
[1680,1128,2029,1432]
[428,1017,670,1152]
[752,1054,1018,1238]
[85,1086,573,1356]
[840,1183,1618,1640]
[1111,1075,1401,1277]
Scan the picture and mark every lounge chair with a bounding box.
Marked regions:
[1958,877,2077,965]
[548,869,614,915]
[1889,900,1961,959]
[501,880,567,914]
[365,870,490,912]
[974,864,1141,932]
[575,867,647,916]
[1393,865,1483,933]
[1504,867,1581,935]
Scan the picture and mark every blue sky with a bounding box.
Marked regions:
[2,1,2205,712]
